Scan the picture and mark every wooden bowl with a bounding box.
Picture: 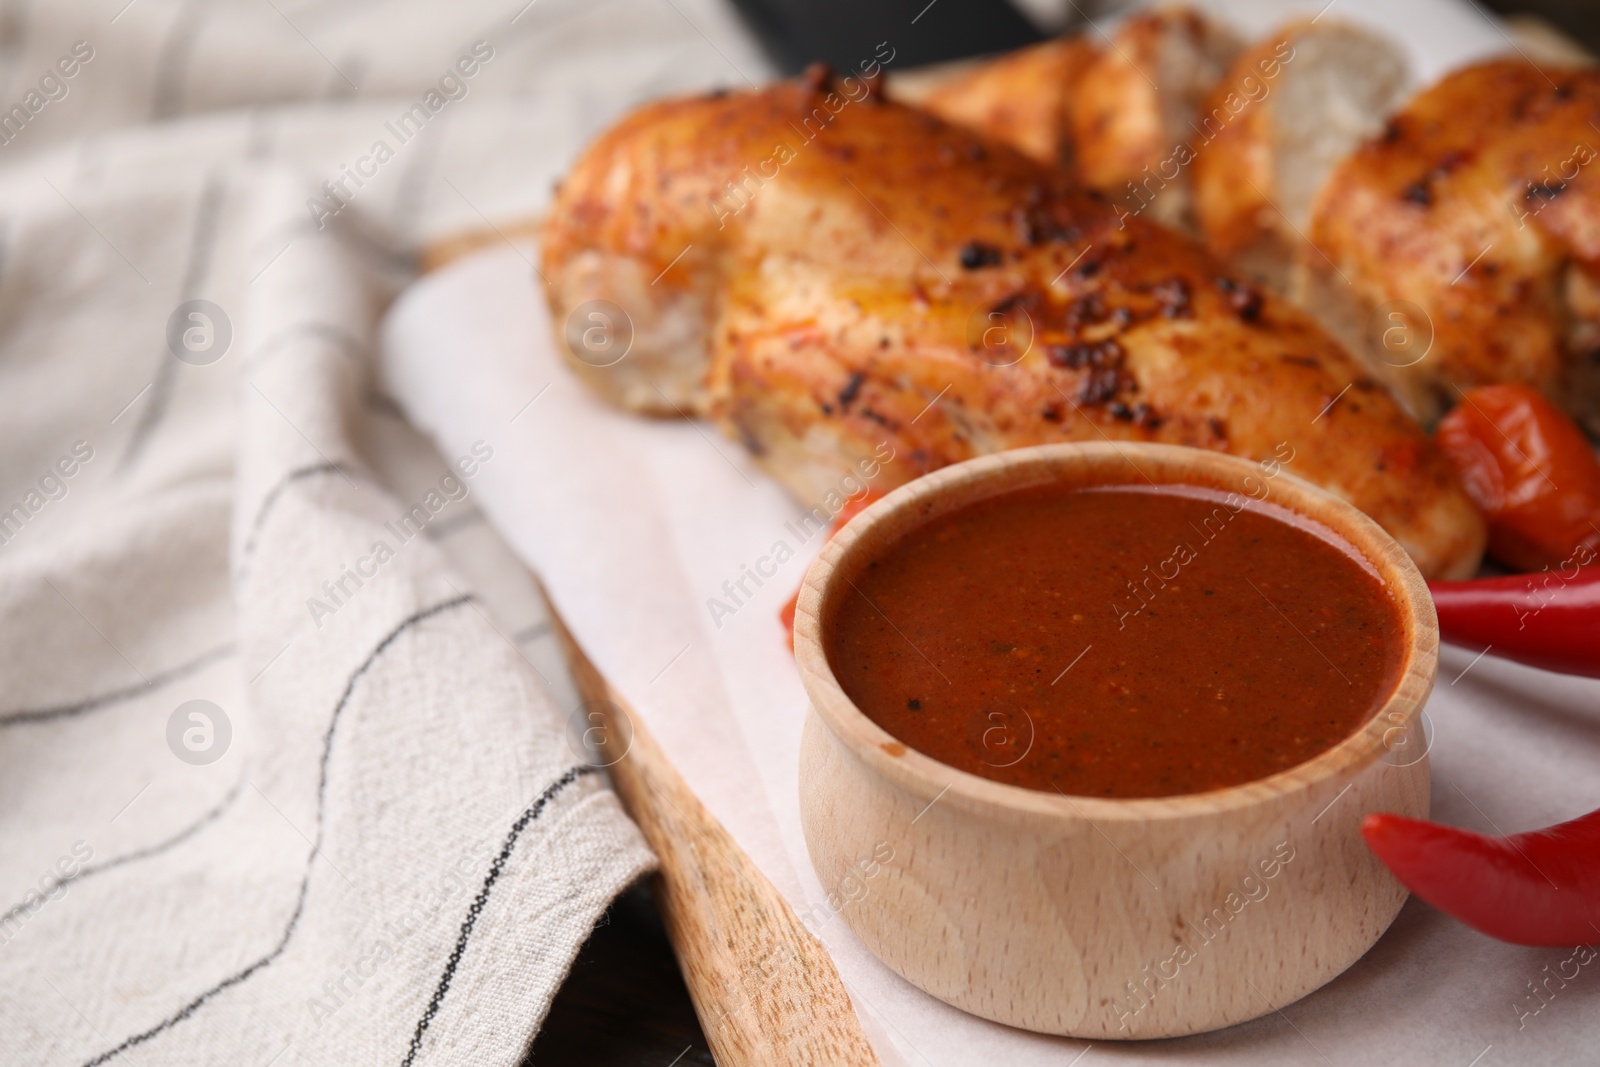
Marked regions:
[793,442,1436,1039]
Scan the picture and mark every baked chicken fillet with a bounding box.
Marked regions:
[909,35,1097,170]
[1191,18,1408,291]
[913,6,1241,230]
[541,74,1485,579]
[1304,59,1600,432]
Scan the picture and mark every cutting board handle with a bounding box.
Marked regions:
[547,595,882,1066]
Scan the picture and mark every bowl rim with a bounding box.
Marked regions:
[792,441,1439,824]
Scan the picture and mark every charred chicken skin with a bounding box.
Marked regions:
[541,72,1485,579]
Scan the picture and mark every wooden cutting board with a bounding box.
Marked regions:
[543,588,882,1066]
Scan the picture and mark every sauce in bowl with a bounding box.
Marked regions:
[824,483,1407,798]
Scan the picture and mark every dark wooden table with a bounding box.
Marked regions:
[522,2,1593,1062]
[523,880,713,1066]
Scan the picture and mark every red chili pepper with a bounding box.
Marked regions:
[780,489,886,646]
[1362,808,1600,946]
[1435,384,1600,573]
[1428,566,1600,679]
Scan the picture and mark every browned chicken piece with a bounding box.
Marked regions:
[1304,59,1600,433]
[1191,19,1408,291]
[1069,5,1241,229]
[541,73,1486,579]
[913,6,1240,230]
[909,36,1097,168]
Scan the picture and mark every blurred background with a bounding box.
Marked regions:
[720,0,1600,72]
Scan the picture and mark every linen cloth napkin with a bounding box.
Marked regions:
[0,0,773,1063]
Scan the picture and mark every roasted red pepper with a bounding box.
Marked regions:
[1428,566,1600,678]
[1363,807,1600,946]
[780,489,886,644]
[1436,384,1600,573]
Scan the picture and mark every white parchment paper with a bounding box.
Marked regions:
[379,3,1600,1061]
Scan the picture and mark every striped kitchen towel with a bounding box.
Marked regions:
[0,0,768,1062]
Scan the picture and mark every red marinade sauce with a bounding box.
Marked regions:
[824,484,1406,798]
